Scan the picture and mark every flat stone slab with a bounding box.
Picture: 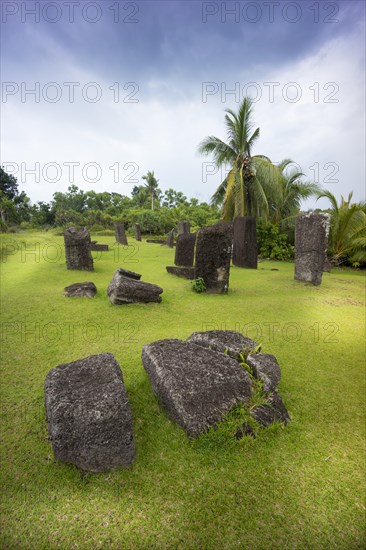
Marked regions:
[246,353,281,394]
[44,353,135,472]
[64,281,97,298]
[187,330,259,361]
[90,241,109,252]
[108,269,163,304]
[166,266,196,280]
[142,339,252,437]
[116,267,141,280]
[250,392,290,427]
[174,233,196,267]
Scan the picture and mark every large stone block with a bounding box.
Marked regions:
[44,353,135,472]
[135,223,141,241]
[246,353,281,394]
[166,229,175,248]
[108,268,163,304]
[232,216,258,268]
[187,330,259,361]
[64,227,94,271]
[64,281,97,298]
[294,213,330,285]
[114,222,128,245]
[195,222,233,293]
[174,233,196,267]
[166,266,196,279]
[142,339,252,437]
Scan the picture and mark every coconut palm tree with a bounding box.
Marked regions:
[142,170,160,211]
[197,97,282,221]
[268,159,322,225]
[317,191,366,265]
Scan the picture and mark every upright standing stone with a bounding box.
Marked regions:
[232,216,258,268]
[174,233,196,266]
[195,222,233,293]
[115,222,128,245]
[64,227,94,271]
[166,229,175,248]
[177,220,190,235]
[135,223,141,242]
[295,212,330,285]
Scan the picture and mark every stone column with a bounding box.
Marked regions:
[232,216,258,268]
[114,222,128,245]
[174,233,196,266]
[64,227,94,271]
[195,222,233,293]
[135,223,141,241]
[294,212,330,285]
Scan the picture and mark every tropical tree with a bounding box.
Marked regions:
[197,97,282,221]
[142,170,160,211]
[268,159,322,225]
[317,191,366,265]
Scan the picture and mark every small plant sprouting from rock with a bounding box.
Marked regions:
[191,277,206,293]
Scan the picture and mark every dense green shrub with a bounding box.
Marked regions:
[257,222,294,261]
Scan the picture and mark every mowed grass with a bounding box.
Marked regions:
[0,230,365,549]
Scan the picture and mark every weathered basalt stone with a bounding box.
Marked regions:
[44,353,135,472]
[90,241,109,252]
[64,281,97,298]
[187,330,259,361]
[174,233,196,267]
[294,212,330,285]
[166,229,175,248]
[232,216,258,268]
[195,222,233,293]
[116,267,141,280]
[142,339,252,437]
[246,353,281,394]
[177,220,190,235]
[64,227,94,271]
[166,266,196,279]
[108,269,163,304]
[250,392,290,427]
[114,222,128,245]
[135,223,141,241]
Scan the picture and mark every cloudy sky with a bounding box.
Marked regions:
[1,0,365,209]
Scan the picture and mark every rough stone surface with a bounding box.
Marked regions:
[116,267,141,280]
[177,220,190,235]
[323,256,332,272]
[166,229,175,248]
[108,269,163,304]
[195,222,233,293]
[90,241,109,252]
[187,330,259,361]
[44,353,135,472]
[246,353,281,394]
[135,223,141,241]
[114,222,128,245]
[166,266,196,279]
[142,339,252,437]
[174,233,196,267]
[294,212,330,285]
[64,281,97,298]
[232,216,258,268]
[250,392,290,427]
[64,227,94,271]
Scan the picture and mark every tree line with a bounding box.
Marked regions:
[1,97,364,265]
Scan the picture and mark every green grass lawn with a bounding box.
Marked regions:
[0,230,365,549]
